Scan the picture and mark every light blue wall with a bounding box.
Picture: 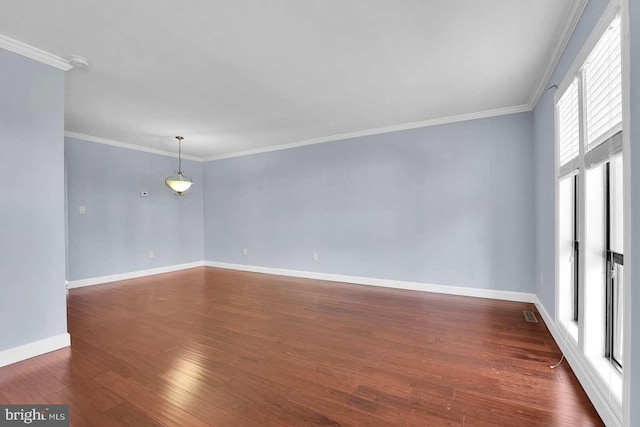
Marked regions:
[628,0,639,424]
[532,90,556,311]
[204,112,535,293]
[532,0,610,317]
[65,138,204,281]
[0,50,67,351]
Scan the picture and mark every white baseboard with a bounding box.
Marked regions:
[66,261,205,289]
[204,261,536,303]
[0,333,71,368]
[534,297,623,427]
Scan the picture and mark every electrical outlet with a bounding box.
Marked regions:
[312,252,319,261]
[242,248,248,256]
[148,251,155,259]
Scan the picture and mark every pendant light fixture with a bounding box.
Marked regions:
[165,136,193,196]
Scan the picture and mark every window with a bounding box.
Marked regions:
[605,157,624,369]
[555,9,625,402]
[556,80,580,334]
[558,174,578,330]
[584,16,622,151]
[557,79,580,176]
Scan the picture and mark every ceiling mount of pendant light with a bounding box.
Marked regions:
[165,136,193,196]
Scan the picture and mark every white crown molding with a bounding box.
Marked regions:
[204,261,536,303]
[203,104,531,161]
[527,0,589,109]
[534,297,623,427]
[66,261,205,289]
[0,333,71,368]
[202,105,531,162]
[69,104,530,163]
[64,131,203,162]
[0,33,72,71]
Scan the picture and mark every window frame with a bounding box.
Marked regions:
[552,2,630,423]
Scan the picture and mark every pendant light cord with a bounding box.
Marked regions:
[176,136,184,174]
[178,138,182,173]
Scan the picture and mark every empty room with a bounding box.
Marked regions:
[0,0,639,426]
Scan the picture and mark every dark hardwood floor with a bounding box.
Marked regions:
[0,267,602,426]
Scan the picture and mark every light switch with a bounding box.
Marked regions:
[79,206,86,215]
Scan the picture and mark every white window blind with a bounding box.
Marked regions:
[557,79,580,176]
[584,15,622,151]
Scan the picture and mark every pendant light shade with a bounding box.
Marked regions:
[165,136,193,196]
[165,172,193,194]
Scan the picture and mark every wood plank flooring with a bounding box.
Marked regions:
[0,267,602,426]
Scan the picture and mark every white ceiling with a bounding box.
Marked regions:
[0,0,582,159]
